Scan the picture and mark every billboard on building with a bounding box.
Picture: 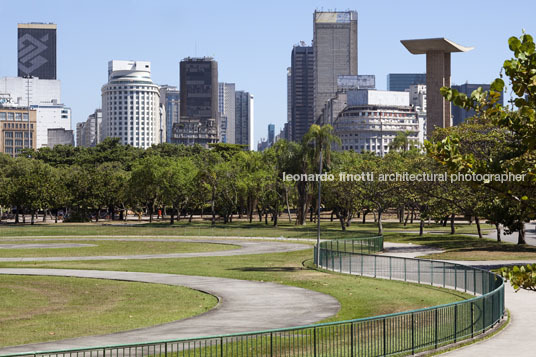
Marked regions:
[18,24,57,80]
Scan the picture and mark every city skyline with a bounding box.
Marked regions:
[1,0,535,146]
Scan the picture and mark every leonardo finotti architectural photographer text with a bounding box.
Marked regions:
[282,172,526,183]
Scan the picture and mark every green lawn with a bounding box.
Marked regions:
[0,247,471,325]
[0,275,217,347]
[0,220,493,239]
[0,240,236,258]
[384,232,536,261]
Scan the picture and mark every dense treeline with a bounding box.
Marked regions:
[1,33,535,245]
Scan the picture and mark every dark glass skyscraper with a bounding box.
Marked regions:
[387,73,426,92]
[451,83,504,125]
[290,45,314,142]
[18,23,57,79]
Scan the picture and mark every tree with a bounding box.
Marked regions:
[427,33,536,244]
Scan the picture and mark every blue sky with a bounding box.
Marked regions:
[1,0,535,145]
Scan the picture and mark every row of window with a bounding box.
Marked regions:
[3,123,33,129]
[0,112,30,121]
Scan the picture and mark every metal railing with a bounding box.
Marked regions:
[2,236,504,357]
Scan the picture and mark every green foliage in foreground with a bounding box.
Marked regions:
[499,264,536,291]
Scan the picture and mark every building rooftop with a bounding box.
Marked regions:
[401,38,473,54]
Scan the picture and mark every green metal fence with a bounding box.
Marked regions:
[1,236,504,357]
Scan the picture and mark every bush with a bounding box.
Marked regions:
[499,264,536,292]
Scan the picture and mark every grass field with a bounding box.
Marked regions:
[385,232,536,260]
[0,275,217,347]
[0,240,236,258]
[0,247,471,325]
[0,220,494,240]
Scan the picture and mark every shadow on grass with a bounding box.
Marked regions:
[227,266,303,272]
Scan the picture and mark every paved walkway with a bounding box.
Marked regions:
[382,242,536,357]
[0,238,310,262]
[0,268,340,354]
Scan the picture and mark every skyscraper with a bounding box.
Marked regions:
[235,91,254,151]
[101,60,163,149]
[387,73,426,92]
[268,124,275,145]
[174,57,218,146]
[451,83,503,125]
[18,23,57,80]
[290,45,314,142]
[218,82,236,144]
[159,85,180,143]
[313,11,358,122]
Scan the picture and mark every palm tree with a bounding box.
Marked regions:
[389,131,417,152]
[302,124,341,264]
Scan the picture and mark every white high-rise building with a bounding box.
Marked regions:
[218,82,236,144]
[101,60,164,149]
[0,76,71,148]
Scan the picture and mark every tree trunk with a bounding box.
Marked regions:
[285,188,292,223]
[475,216,482,238]
[399,206,404,224]
[450,213,455,234]
[518,223,526,245]
[377,210,383,235]
[43,210,47,222]
[331,211,334,222]
[265,212,268,225]
[170,207,175,225]
[31,211,35,225]
[273,211,278,227]
[362,209,368,224]
[404,211,410,226]
[495,223,501,242]
[211,190,216,226]
[55,211,58,223]
[189,213,193,223]
[419,219,424,236]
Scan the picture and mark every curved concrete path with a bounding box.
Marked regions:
[0,268,340,355]
[0,238,310,262]
[381,242,536,357]
[0,243,96,249]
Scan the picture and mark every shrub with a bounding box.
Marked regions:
[499,264,536,292]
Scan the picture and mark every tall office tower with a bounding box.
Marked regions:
[235,91,254,151]
[451,83,503,126]
[268,124,275,145]
[77,109,102,147]
[313,11,358,123]
[290,45,314,142]
[286,67,292,141]
[159,85,180,143]
[174,57,218,146]
[218,82,236,144]
[387,73,426,91]
[18,23,57,80]
[101,60,163,149]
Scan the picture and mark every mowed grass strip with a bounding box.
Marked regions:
[0,240,237,258]
[0,248,472,325]
[0,275,217,347]
[385,232,536,261]
[0,221,493,239]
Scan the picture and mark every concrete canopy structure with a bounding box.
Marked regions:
[401,38,473,137]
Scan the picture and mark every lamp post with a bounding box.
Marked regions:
[24,75,33,150]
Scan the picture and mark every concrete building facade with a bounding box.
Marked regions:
[174,57,218,147]
[333,90,421,156]
[313,11,358,123]
[47,128,74,147]
[235,90,254,151]
[77,109,102,147]
[101,60,163,149]
[218,82,236,144]
[401,38,473,137]
[0,105,37,157]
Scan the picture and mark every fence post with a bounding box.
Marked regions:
[464,268,467,292]
[165,342,168,357]
[270,332,273,356]
[435,308,438,349]
[443,262,446,288]
[404,258,407,281]
[314,327,317,357]
[351,323,355,357]
[431,261,434,286]
[221,337,224,357]
[374,255,377,278]
[483,297,487,333]
[454,304,458,343]
[418,260,421,284]
[411,312,415,355]
[389,256,392,280]
[471,302,474,338]
[349,252,352,275]
[383,318,387,356]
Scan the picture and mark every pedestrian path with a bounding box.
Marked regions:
[0,268,340,355]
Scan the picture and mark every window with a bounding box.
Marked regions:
[8,113,14,120]
[0,112,5,121]
[15,113,22,121]
[23,113,29,121]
